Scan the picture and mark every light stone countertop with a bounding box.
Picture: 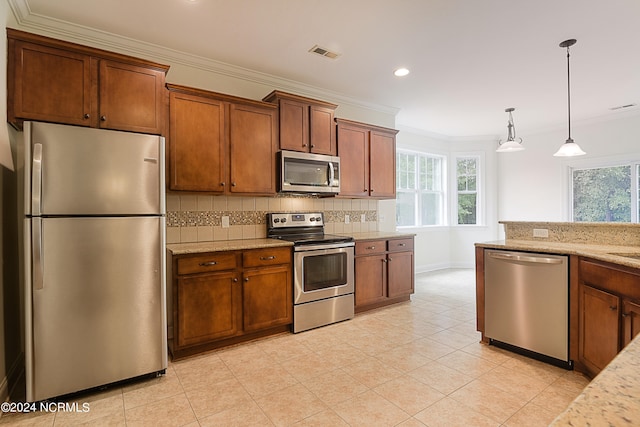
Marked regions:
[551,333,640,426]
[167,232,416,255]
[166,238,293,255]
[475,239,640,269]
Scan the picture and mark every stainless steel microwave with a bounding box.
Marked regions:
[279,150,340,194]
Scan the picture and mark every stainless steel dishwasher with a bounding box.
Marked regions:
[485,250,571,368]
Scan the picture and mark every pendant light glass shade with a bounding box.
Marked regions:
[496,108,524,153]
[554,39,586,157]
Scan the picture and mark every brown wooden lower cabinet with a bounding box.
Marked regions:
[170,246,292,359]
[355,237,414,312]
[579,284,620,374]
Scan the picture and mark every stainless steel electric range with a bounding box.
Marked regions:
[267,212,354,333]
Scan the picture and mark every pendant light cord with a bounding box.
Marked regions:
[566,45,572,141]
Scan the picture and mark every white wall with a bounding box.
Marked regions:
[497,113,640,232]
[395,129,500,271]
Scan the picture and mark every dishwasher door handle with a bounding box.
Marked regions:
[488,252,564,265]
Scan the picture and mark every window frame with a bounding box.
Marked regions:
[451,153,484,227]
[565,154,640,223]
[395,149,448,228]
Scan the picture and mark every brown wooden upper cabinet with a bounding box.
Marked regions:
[167,84,278,195]
[336,118,398,199]
[7,29,168,135]
[262,90,338,155]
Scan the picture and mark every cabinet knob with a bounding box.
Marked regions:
[232,182,237,187]
[310,144,315,148]
[610,305,618,311]
[367,246,376,250]
[83,113,90,120]
[233,278,238,282]
[244,277,249,282]
[398,243,406,247]
[622,312,629,317]
[303,143,308,147]
[364,189,368,192]
[220,182,225,187]
[388,257,393,262]
[260,256,276,261]
[100,115,107,121]
[382,259,388,263]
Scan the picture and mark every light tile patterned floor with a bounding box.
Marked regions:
[1,269,590,426]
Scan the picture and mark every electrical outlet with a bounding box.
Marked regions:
[345,214,350,224]
[361,214,366,222]
[222,216,230,228]
[533,228,549,238]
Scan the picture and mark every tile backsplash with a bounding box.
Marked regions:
[166,193,379,244]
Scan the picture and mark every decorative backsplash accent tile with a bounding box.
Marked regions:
[166,194,380,243]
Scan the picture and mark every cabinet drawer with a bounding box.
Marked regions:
[356,240,386,255]
[388,238,413,252]
[580,259,640,300]
[243,247,291,268]
[177,252,238,275]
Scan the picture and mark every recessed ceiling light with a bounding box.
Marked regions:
[394,68,410,77]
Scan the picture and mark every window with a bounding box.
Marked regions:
[396,151,446,227]
[571,164,638,222]
[456,156,479,225]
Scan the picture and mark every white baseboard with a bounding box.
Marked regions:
[415,263,475,274]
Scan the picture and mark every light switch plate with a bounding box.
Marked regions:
[222,216,230,228]
[345,214,350,224]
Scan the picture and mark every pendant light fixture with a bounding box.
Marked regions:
[496,107,524,152]
[554,39,586,157]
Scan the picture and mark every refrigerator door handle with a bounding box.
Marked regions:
[32,217,44,290]
[32,143,43,216]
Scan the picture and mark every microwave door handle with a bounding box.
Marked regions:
[328,162,335,186]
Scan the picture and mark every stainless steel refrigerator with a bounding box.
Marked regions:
[21,121,167,402]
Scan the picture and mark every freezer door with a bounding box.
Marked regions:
[25,217,167,402]
[25,121,164,216]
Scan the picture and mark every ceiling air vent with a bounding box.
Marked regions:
[309,45,340,60]
[610,103,637,111]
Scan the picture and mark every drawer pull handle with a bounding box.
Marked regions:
[397,243,406,247]
[260,256,276,261]
[367,246,376,250]
[388,257,393,262]
[199,261,217,267]
[610,305,618,311]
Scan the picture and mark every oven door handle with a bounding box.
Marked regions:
[294,241,355,252]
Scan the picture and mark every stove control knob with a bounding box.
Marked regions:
[315,216,322,222]
[274,218,280,223]
[310,217,316,222]
[281,218,287,223]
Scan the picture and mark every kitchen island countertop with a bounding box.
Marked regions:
[551,333,640,426]
[476,239,640,269]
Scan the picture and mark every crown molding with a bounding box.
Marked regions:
[7,0,399,118]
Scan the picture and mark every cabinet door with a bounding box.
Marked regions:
[99,60,165,134]
[579,285,620,374]
[623,299,640,347]
[337,123,369,197]
[177,272,239,347]
[279,98,309,152]
[369,130,396,198]
[229,103,277,195]
[169,92,226,192]
[242,265,292,332]
[309,105,336,155]
[388,251,414,298]
[9,40,92,127]
[355,255,387,307]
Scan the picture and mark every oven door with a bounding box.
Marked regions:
[293,243,354,304]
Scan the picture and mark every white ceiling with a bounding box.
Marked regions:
[12,0,640,138]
